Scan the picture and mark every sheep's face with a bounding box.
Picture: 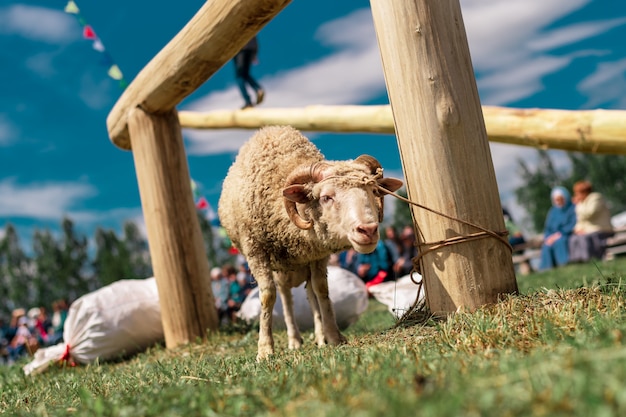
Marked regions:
[314,181,382,253]
[283,160,403,254]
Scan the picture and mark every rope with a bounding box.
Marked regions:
[376,186,512,279]
[317,172,511,285]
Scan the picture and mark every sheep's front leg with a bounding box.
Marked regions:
[305,281,326,346]
[276,272,303,350]
[255,272,277,361]
[310,260,347,346]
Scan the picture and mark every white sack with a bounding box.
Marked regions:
[237,266,369,330]
[368,273,425,319]
[24,277,163,375]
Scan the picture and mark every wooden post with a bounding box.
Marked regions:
[106,1,291,350]
[127,107,217,347]
[370,0,518,314]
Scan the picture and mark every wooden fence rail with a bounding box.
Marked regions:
[179,105,626,155]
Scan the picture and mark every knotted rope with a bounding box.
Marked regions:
[319,171,512,278]
[378,186,511,277]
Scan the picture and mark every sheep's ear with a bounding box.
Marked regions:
[378,178,403,192]
[283,185,311,203]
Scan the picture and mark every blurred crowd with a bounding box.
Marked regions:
[0,299,69,365]
[333,225,418,292]
[504,180,616,272]
[210,224,419,324]
[210,261,257,325]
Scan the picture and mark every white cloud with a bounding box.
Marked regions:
[183,1,609,151]
[315,8,377,50]
[460,0,589,71]
[182,8,385,155]
[0,116,18,146]
[527,18,626,51]
[182,0,624,226]
[578,58,626,109]
[24,52,58,78]
[477,55,572,105]
[0,178,97,220]
[79,73,117,110]
[0,178,145,236]
[461,0,595,106]
[0,4,78,44]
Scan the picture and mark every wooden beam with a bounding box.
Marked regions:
[127,107,218,348]
[106,0,292,150]
[178,105,626,155]
[482,106,626,154]
[370,0,518,314]
[179,105,395,133]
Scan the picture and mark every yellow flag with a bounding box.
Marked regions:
[64,1,80,14]
[107,65,123,81]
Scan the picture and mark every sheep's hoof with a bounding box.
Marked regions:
[288,337,303,350]
[256,344,274,361]
[328,333,348,346]
[256,349,274,362]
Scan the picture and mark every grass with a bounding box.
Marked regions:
[2,257,626,416]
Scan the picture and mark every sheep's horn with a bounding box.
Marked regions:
[355,155,382,174]
[284,199,313,230]
[282,163,327,230]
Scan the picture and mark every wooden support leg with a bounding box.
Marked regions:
[127,106,218,348]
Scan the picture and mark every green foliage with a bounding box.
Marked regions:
[92,221,152,287]
[3,259,626,416]
[0,209,225,320]
[31,218,94,306]
[0,224,31,318]
[196,211,219,267]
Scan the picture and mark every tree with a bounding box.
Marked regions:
[0,223,32,318]
[31,228,63,309]
[93,227,128,286]
[92,221,152,286]
[58,218,93,298]
[32,218,92,307]
[121,221,152,280]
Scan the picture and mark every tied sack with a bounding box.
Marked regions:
[237,266,369,330]
[24,278,163,375]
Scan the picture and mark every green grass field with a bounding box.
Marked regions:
[2,258,626,416]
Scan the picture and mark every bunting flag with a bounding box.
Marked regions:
[64,1,128,89]
[190,179,219,225]
[190,178,236,251]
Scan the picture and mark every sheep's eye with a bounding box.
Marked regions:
[320,195,334,204]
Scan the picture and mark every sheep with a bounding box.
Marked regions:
[218,125,403,360]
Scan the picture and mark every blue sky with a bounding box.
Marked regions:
[2,0,626,247]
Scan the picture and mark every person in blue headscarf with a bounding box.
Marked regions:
[539,186,577,270]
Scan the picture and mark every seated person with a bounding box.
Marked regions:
[539,186,576,270]
[355,240,392,291]
[6,316,36,362]
[568,180,614,262]
[393,225,418,277]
